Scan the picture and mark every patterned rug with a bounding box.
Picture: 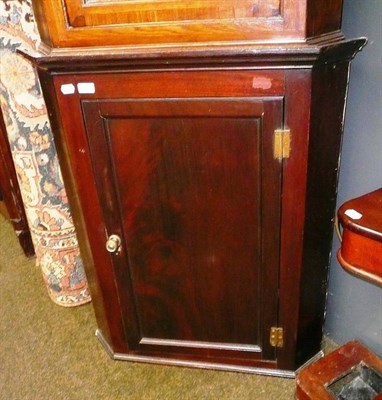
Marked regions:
[0,0,90,306]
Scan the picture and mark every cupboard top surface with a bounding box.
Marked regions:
[33,0,343,49]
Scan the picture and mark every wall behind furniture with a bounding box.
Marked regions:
[325,0,382,356]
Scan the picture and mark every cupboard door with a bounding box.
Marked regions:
[82,97,283,366]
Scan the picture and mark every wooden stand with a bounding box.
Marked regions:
[296,341,382,399]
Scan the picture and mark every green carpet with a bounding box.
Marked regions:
[0,215,296,399]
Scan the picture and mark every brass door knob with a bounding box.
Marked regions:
[106,234,121,253]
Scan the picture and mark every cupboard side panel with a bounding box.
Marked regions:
[296,61,350,366]
[31,0,53,49]
[306,0,343,38]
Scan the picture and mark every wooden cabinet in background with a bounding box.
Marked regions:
[33,0,343,48]
[29,0,366,376]
[0,107,34,257]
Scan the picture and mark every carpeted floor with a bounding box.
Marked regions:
[0,215,298,399]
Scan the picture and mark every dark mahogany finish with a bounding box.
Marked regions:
[0,107,34,257]
[29,38,365,375]
[27,0,366,375]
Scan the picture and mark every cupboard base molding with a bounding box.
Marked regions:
[95,329,296,378]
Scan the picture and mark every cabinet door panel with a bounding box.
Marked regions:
[66,0,281,26]
[82,97,283,364]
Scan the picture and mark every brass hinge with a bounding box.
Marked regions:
[273,129,291,160]
[270,327,284,348]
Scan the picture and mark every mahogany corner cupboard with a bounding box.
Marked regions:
[29,0,366,376]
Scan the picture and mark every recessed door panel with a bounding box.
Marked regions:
[65,0,282,26]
